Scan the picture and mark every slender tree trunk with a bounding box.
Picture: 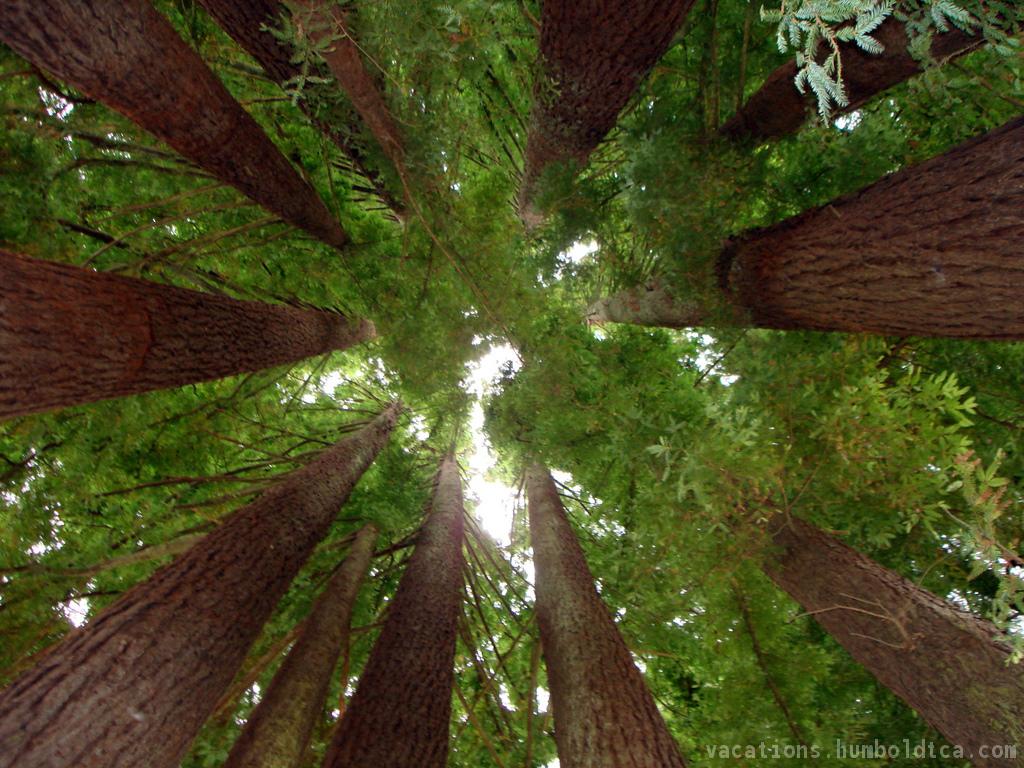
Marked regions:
[0,405,398,768]
[720,17,982,143]
[518,0,696,222]
[194,0,404,215]
[0,0,350,248]
[526,464,686,767]
[596,116,1024,338]
[324,453,465,768]
[763,513,1024,767]
[225,523,378,768]
[0,250,374,420]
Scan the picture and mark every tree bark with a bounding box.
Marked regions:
[324,453,465,768]
[587,280,707,329]
[0,0,350,248]
[517,0,696,222]
[0,250,375,420]
[526,463,686,767]
[0,404,399,768]
[224,522,378,768]
[719,115,1024,338]
[763,514,1024,767]
[720,17,982,144]
[195,0,404,215]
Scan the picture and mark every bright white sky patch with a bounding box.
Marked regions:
[556,239,599,278]
[464,345,521,546]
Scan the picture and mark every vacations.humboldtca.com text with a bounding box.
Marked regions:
[704,740,1018,761]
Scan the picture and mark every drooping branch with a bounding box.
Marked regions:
[0,250,375,420]
[517,0,696,223]
[721,17,982,144]
[0,0,350,248]
[0,406,399,768]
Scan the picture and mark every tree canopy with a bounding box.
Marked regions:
[1,0,1023,765]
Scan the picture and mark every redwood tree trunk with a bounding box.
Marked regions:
[718,115,1024,338]
[587,280,706,329]
[195,0,403,214]
[764,514,1024,767]
[0,250,374,420]
[324,453,465,768]
[0,405,398,768]
[0,0,350,248]
[518,0,696,220]
[224,522,379,768]
[527,464,686,767]
[720,18,981,143]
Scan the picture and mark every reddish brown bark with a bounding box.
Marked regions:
[718,115,1024,338]
[518,0,696,220]
[224,523,378,768]
[0,0,350,248]
[527,464,686,767]
[764,514,1024,766]
[721,18,982,143]
[324,454,465,768]
[195,0,404,214]
[0,250,374,420]
[0,405,399,768]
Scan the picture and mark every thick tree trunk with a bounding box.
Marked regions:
[720,18,981,143]
[518,0,696,221]
[0,0,350,248]
[324,454,465,768]
[0,250,374,420]
[224,523,378,768]
[718,115,1024,338]
[195,0,404,215]
[587,280,707,329]
[527,464,686,767]
[0,405,398,768]
[763,514,1024,767]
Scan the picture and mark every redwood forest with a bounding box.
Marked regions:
[1,1,1024,766]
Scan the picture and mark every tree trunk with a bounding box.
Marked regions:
[0,0,350,248]
[0,250,374,420]
[720,17,981,143]
[224,522,378,768]
[719,115,1024,338]
[526,463,686,767]
[587,280,706,329]
[764,513,1024,767]
[324,453,465,768]
[517,0,696,221]
[194,0,404,215]
[0,405,398,768]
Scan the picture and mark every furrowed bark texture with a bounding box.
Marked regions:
[0,0,350,248]
[588,280,707,329]
[0,406,398,768]
[518,0,695,218]
[224,523,379,768]
[195,0,403,214]
[324,454,465,768]
[764,514,1024,767]
[527,464,686,768]
[718,115,1024,338]
[720,18,981,143]
[0,250,374,420]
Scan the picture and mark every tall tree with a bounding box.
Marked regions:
[0,405,398,768]
[324,453,465,768]
[0,0,350,248]
[721,18,982,143]
[0,250,375,421]
[518,0,696,221]
[527,463,686,767]
[194,0,403,214]
[763,513,1024,767]
[593,115,1024,338]
[224,522,378,768]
